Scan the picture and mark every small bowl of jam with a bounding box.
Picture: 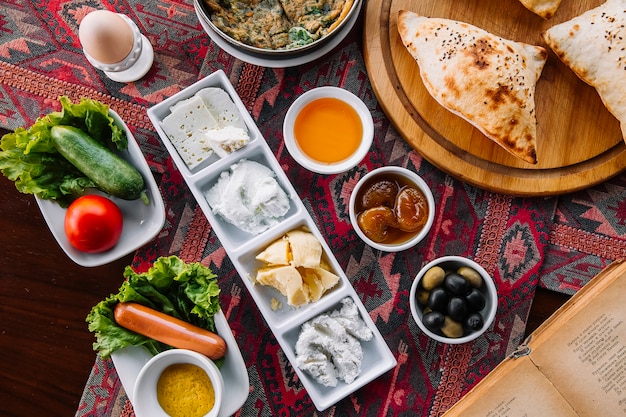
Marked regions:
[349,166,435,252]
[283,86,374,175]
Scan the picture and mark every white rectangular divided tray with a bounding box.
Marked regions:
[147,70,397,411]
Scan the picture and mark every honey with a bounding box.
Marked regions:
[293,97,362,164]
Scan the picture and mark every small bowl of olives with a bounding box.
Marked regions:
[409,256,497,344]
[349,166,435,252]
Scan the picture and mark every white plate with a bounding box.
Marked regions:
[111,310,249,417]
[147,70,397,411]
[192,0,363,68]
[35,110,165,267]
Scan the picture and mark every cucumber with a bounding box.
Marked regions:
[50,125,145,200]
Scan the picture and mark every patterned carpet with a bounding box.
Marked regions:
[2,1,626,416]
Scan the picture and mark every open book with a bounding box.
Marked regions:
[443,259,626,417]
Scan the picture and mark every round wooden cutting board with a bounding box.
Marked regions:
[363,0,626,196]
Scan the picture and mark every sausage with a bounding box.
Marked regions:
[114,302,227,360]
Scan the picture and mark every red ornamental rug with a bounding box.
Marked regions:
[1,1,625,415]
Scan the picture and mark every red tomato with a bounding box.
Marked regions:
[64,195,123,253]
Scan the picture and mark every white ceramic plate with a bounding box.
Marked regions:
[111,310,249,417]
[192,0,363,68]
[147,70,397,411]
[35,110,165,267]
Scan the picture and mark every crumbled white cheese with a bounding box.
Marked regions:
[206,125,250,158]
[295,297,373,387]
[204,159,290,235]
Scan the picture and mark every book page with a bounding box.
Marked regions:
[529,269,626,417]
[442,356,578,417]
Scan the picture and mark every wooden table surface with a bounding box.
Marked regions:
[0,126,571,417]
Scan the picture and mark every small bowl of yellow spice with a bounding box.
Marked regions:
[133,349,224,417]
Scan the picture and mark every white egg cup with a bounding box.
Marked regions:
[82,13,154,83]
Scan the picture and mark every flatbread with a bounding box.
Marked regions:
[518,0,563,19]
[397,10,547,164]
[542,0,626,141]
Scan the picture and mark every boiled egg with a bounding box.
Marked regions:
[79,10,134,64]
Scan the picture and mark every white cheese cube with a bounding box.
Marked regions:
[196,87,248,130]
[160,95,218,168]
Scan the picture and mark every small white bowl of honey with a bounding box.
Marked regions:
[283,86,374,174]
[133,349,223,417]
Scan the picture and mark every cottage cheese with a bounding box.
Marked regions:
[295,298,373,387]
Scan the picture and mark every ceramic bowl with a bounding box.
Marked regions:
[349,166,435,251]
[409,256,498,344]
[133,349,224,417]
[283,86,374,174]
[195,0,361,57]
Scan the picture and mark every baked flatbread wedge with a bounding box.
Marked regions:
[518,0,563,19]
[543,0,626,141]
[397,10,547,164]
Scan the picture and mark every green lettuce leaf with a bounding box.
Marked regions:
[0,96,126,207]
[86,256,222,360]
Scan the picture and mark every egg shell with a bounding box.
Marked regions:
[79,10,134,64]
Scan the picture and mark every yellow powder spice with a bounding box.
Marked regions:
[157,363,215,417]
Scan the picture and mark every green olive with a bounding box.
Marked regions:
[422,266,445,290]
[441,316,464,338]
[416,288,430,305]
[457,266,483,288]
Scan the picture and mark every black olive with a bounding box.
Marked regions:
[427,287,449,312]
[444,273,471,296]
[447,297,468,322]
[465,288,486,312]
[464,313,484,331]
[422,311,445,331]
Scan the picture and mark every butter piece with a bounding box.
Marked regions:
[308,267,340,292]
[256,238,290,265]
[255,228,340,307]
[286,229,322,268]
[256,265,309,306]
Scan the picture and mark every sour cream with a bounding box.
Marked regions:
[205,159,290,235]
